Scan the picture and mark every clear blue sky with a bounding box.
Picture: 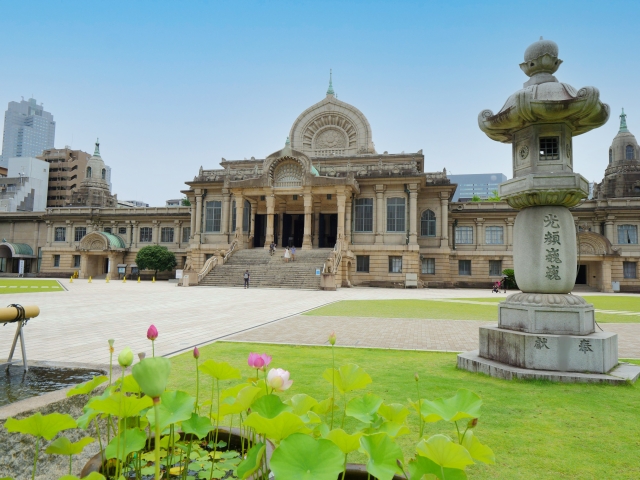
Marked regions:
[1,0,638,205]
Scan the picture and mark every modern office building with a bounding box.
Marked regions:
[447,173,507,201]
[1,98,56,169]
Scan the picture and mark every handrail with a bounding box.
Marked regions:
[197,256,218,283]
[196,240,238,283]
[322,239,343,274]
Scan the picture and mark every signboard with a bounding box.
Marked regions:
[175,269,184,279]
[118,267,126,274]
[315,268,321,276]
[18,260,25,276]
[612,281,620,292]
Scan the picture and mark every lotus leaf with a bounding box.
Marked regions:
[198,359,241,380]
[359,432,404,480]
[322,364,372,394]
[115,374,141,394]
[419,389,482,423]
[346,393,383,424]
[311,397,336,415]
[364,421,411,438]
[460,431,495,465]
[270,433,344,480]
[57,474,106,480]
[104,427,147,461]
[236,442,266,479]
[220,383,250,401]
[243,411,310,443]
[45,436,94,455]
[89,392,152,418]
[146,390,195,430]
[4,412,76,440]
[416,435,474,470]
[378,403,411,423]
[132,357,171,399]
[66,376,108,397]
[251,394,292,419]
[408,455,468,480]
[285,394,318,415]
[180,413,214,439]
[324,428,362,454]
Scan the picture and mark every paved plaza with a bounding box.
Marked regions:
[0,280,639,367]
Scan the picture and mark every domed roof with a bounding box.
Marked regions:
[609,109,639,165]
[83,139,110,189]
[289,73,375,157]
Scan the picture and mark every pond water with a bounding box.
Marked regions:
[0,365,104,406]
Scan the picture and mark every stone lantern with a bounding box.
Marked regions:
[459,39,637,382]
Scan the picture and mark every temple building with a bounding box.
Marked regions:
[0,75,639,292]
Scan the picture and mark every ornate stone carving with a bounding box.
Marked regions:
[504,293,588,306]
[314,128,347,149]
[504,189,587,208]
[273,161,303,187]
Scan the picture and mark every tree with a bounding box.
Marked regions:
[181,197,191,206]
[487,190,501,202]
[135,246,177,278]
[471,194,482,202]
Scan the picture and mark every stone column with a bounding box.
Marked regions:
[45,221,52,247]
[194,193,203,243]
[475,218,484,250]
[505,218,514,250]
[132,222,139,248]
[80,253,89,279]
[33,221,39,253]
[302,194,313,249]
[265,195,275,248]
[250,202,256,240]
[235,194,244,243]
[602,260,613,293]
[409,186,418,245]
[9,222,15,242]
[222,190,231,235]
[604,216,615,244]
[189,204,196,239]
[278,207,285,247]
[374,185,385,244]
[153,221,160,245]
[313,202,321,248]
[67,222,74,247]
[345,196,352,245]
[337,192,346,242]
[439,192,449,248]
[174,221,181,248]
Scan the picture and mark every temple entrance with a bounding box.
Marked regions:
[576,265,587,284]
[254,214,267,248]
[319,214,338,248]
[104,258,110,274]
[282,214,304,248]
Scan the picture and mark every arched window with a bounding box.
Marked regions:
[86,166,92,178]
[101,169,106,179]
[626,145,635,161]
[609,149,613,164]
[420,209,436,236]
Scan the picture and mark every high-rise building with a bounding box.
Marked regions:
[447,173,508,201]
[1,98,56,168]
[38,147,91,207]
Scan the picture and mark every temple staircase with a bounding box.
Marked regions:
[198,248,330,289]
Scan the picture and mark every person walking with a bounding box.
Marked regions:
[284,247,291,263]
[291,245,296,262]
[243,269,250,289]
[269,242,276,256]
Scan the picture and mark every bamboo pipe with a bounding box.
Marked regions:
[0,306,40,323]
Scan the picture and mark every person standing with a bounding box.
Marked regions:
[243,269,250,288]
[284,247,291,263]
[291,245,296,262]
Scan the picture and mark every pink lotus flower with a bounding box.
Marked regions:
[248,352,272,371]
[267,368,293,392]
[147,325,158,341]
[193,346,200,359]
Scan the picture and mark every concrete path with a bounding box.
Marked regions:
[0,280,638,367]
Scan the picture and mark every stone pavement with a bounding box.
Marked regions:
[0,279,638,366]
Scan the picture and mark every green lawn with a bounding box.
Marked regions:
[306,297,640,323]
[167,341,640,479]
[0,279,63,294]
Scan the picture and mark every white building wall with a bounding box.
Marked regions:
[0,157,50,212]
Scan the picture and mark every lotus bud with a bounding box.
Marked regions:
[468,418,478,429]
[193,346,200,359]
[328,332,336,346]
[132,357,171,400]
[396,459,403,470]
[138,352,146,361]
[118,347,134,367]
[147,324,158,341]
[414,372,419,382]
[108,338,115,353]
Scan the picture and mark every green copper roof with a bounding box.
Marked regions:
[620,108,629,133]
[285,136,290,146]
[101,232,126,249]
[310,164,319,176]
[94,138,101,157]
[326,69,335,96]
[0,242,34,256]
